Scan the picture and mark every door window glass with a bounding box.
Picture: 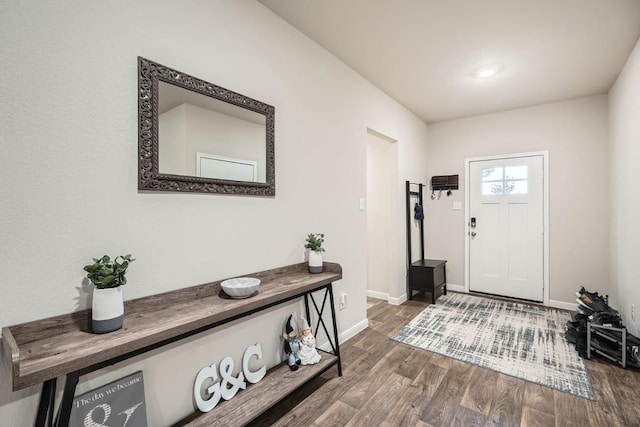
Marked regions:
[482,165,528,195]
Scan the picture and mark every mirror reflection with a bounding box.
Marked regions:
[158,82,267,183]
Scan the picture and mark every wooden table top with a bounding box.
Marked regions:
[2,262,342,391]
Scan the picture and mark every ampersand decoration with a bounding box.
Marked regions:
[218,356,247,401]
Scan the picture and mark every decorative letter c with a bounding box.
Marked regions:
[243,343,266,384]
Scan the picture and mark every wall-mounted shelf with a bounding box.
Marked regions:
[2,262,343,427]
[431,174,459,191]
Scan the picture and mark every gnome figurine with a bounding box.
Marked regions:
[298,317,321,365]
[282,314,301,371]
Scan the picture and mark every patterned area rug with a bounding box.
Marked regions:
[392,293,594,400]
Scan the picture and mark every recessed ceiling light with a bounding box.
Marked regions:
[472,64,504,79]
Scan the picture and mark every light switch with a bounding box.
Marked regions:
[452,202,462,210]
[359,198,365,211]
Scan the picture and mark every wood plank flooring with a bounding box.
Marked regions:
[251,295,640,426]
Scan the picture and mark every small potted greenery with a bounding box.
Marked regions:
[304,233,325,273]
[84,254,135,333]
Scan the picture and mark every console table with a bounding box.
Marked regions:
[2,262,343,427]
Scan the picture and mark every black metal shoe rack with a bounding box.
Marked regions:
[581,294,631,368]
[587,322,628,368]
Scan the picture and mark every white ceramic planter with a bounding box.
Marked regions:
[308,250,323,274]
[92,287,124,333]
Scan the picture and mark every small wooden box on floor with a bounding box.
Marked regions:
[408,259,447,303]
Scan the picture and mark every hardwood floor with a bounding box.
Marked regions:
[252,295,640,426]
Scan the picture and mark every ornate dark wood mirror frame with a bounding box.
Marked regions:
[138,57,275,196]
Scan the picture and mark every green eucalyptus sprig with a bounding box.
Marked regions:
[304,233,325,252]
[84,254,135,289]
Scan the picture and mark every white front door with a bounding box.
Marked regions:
[468,154,544,301]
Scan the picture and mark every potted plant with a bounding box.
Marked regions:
[304,233,325,274]
[84,254,135,333]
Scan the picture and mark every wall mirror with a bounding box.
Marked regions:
[138,57,275,195]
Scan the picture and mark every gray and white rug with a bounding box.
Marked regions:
[392,293,594,400]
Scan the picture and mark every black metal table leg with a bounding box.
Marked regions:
[327,284,342,376]
[303,293,311,327]
[309,289,336,354]
[34,379,55,427]
[55,371,79,427]
[306,285,342,376]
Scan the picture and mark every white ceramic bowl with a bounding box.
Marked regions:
[220,277,261,299]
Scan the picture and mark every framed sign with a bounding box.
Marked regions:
[70,371,147,427]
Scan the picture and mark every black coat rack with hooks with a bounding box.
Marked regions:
[405,180,448,303]
[406,181,425,266]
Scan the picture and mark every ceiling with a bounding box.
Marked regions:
[259,0,640,123]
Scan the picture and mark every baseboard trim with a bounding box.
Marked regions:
[340,318,369,343]
[446,283,465,293]
[548,299,577,311]
[317,318,369,352]
[388,294,407,306]
[368,285,467,306]
[366,290,407,306]
[366,290,388,301]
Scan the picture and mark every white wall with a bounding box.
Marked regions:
[609,38,640,336]
[426,95,609,305]
[0,1,428,425]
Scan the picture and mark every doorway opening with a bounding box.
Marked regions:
[366,128,399,303]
